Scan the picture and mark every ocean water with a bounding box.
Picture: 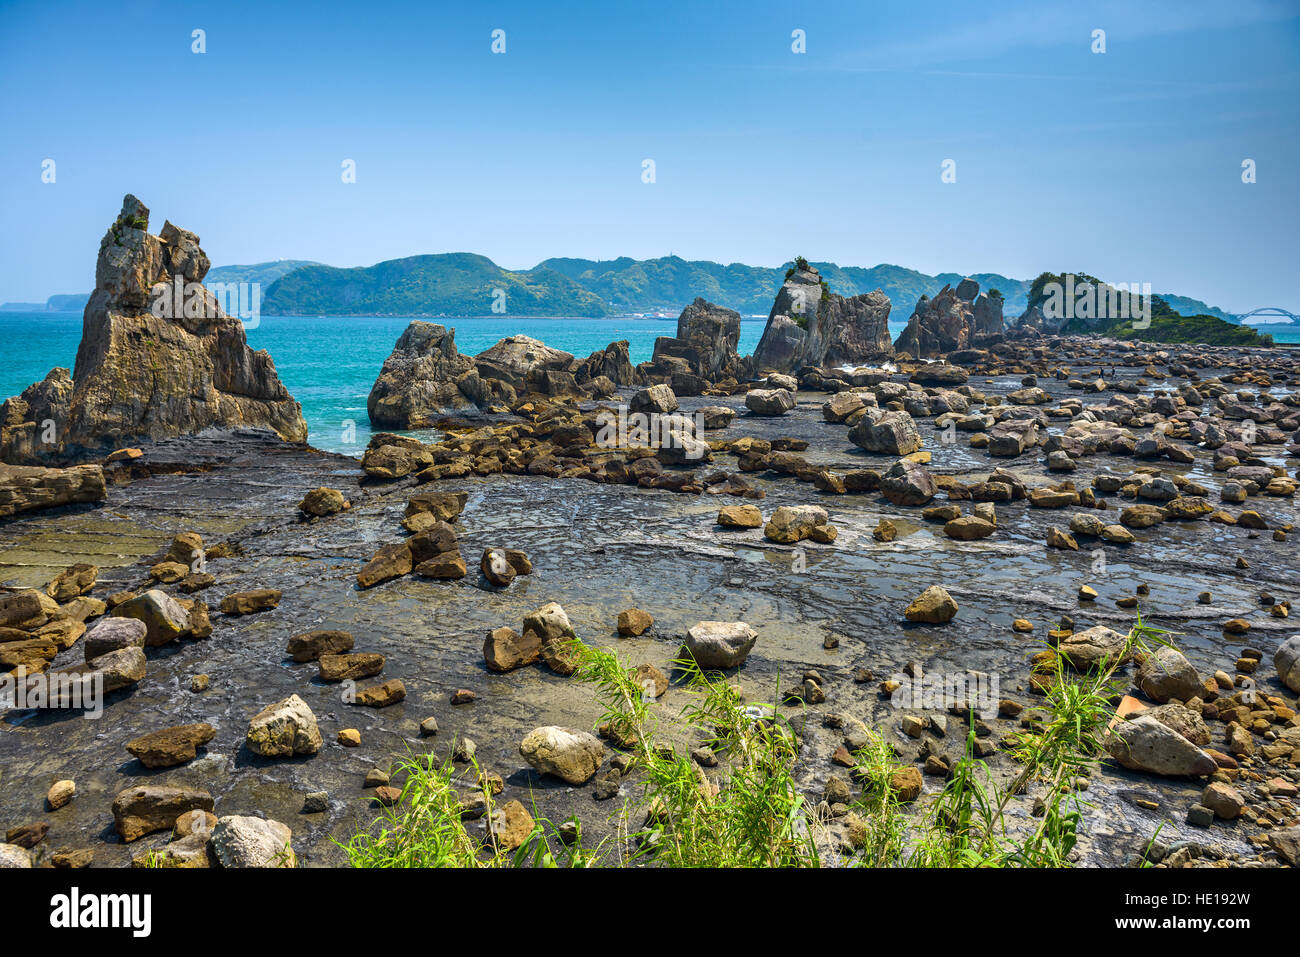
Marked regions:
[0,313,783,453]
[2,312,1294,455]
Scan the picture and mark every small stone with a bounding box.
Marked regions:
[337,728,361,747]
[47,780,76,811]
[904,586,957,624]
[617,608,654,637]
[354,678,406,708]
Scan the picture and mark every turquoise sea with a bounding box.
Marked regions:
[2,312,1294,455]
[0,313,786,453]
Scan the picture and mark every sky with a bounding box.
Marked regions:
[1,0,1298,314]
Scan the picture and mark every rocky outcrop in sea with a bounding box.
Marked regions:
[752,263,894,373]
[0,195,307,465]
[893,277,1004,358]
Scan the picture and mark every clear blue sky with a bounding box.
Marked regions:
[2,0,1297,313]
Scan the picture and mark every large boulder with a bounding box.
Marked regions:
[575,340,636,386]
[83,617,147,660]
[987,420,1039,457]
[744,388,796,416]
[2,195,306,464]
[519,726,605,784]
[1275,636,1300,694]
[892,279,986,358]
[110,589,190,646]
[1137,646,1202,703]
[245,694,322,758]
[630,384,678,416]
[367,322,476,427]
[1105,714,1217,777]
[879,460,936,506]
[764,504,829,544]
[681,621,758,669]
[904,586,957,624]
[1058,625,1131,672]
[0,462,106,516]
[210,816,296,868]
[753,263,893,372]
[474,335,578,396]
[651,298,742,380]
[850,410,922,455]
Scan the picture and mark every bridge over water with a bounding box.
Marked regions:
[1231,306,1300,325]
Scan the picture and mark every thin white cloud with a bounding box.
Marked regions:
[820,0,1298,71]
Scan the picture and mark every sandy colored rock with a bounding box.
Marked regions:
[299,486,347,516]
[483,627,542,672]
[354,678,406,708]
[219,588,281,616]
[717,503,762,528]
[126,723,217,768]
[245,693,322,757]
[112,785,214,842]
[46,779,75,811]
[617,608,654,636]
[356,542,412,588]
[520,726,605,784]
[318,652,385,682]
[285,629,354,662]
[110,589,190,646]
[681,620,758,669]
[904,586,957,624]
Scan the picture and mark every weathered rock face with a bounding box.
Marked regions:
[0,462,106,518]
[369,326,633,427]
[245,693,322,758]
[651,298,743,380]
[574,340,636,386]
[210,815,296,868]
[752,265,893,372]
[474,335,578,396]
[0,195,307,464]
[367,321,476,427]
[1276,637,1300,694]
[822,290,894,367]
[893,278,1002,358]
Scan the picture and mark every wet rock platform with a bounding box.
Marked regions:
[2,345,1298,868]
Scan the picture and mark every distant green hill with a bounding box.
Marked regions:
[261,253,610,317]
[538,256,1033,316]
[1025,273,1271,346]
[0,261,319,315]
[206,260,320,285]
[5,253,1253,327]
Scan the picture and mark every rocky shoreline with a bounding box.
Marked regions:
[1,198,1298,869]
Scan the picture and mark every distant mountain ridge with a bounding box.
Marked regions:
[5,254,1249,325]
[0,260,321,314]
[262,253,609,317]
